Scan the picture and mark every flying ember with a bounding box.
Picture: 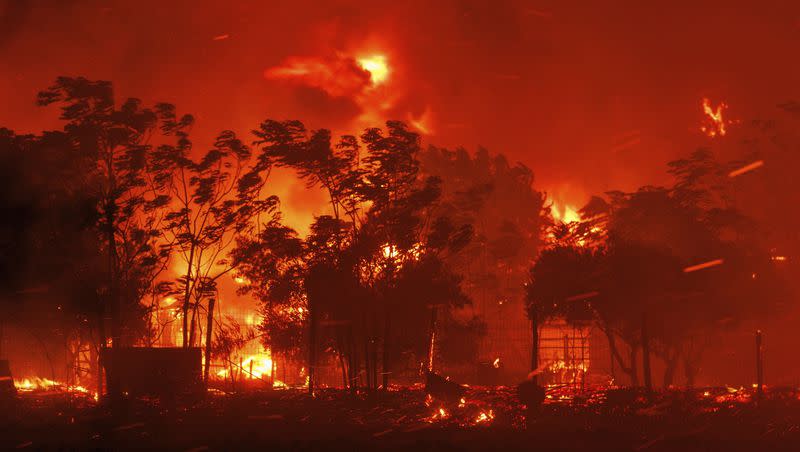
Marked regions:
[700,97,730,137]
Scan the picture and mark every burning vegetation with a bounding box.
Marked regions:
[1,3,800,449]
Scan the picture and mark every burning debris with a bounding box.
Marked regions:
[700,97,734,137]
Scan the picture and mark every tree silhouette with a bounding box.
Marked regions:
[36,77,193,395]
[159,128,277,382]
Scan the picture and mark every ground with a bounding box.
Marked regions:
[2,385,800,450]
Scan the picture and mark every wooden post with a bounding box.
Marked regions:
[530,312,539,384]
[427,305,438,372]
[641,312,653,396]
[203,298,215,386]
[756,330,763,401]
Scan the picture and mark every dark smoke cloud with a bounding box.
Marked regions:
[1,0,799,208]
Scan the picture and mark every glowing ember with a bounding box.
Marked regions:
[357,55,389,86]
[14,377,93,396]
[728,160,764,178]
[683,258,724,273]
[700,97,730,137]
[492,358,501,369]
[426,407,449,422]
[474,409,495,424]
[771,255,788,262]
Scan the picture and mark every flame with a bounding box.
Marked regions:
[161,296,177,307]
[357,55,389,86]
[492,358,501,369]
[700,97,729,137]
[551,202,580,224]
[426,407,449,422]
[14,377,94,397]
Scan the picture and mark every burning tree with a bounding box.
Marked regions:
[527,148,791,387]
[159,128,277,384]
[34,77,195,394]
[237,120,475,392]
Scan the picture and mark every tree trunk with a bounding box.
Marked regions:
[530,313,539,384]
[641,313,652,394]
[629,347,639,386]
[189,302,199,348]
[96,311,105,397]
[203,298,215,386]
[348,325,357,393]
[182,246,195,348]
[382,310,391,390]
[308,294,317,394]
[363,313,371,392]
[427,305,438,372]
[605,329,638,385]
[662,348,679,388]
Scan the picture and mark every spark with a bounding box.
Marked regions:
[212,34,230,41]
[728,160,764,178]
[683,259,724,273]
[772,256,788,262]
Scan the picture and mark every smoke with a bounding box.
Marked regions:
[1,0,799,210]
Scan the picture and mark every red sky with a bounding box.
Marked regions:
[2,0,800,227]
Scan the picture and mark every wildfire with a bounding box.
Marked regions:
[551,202,580,224]
[700,97,731,137]
[14,377,93,397]
[215,352,274,380]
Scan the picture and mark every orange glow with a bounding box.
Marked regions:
[15,377,94,397]
[551,202,580,224]
[357,55,389,86]
[474,409,495,424]
[700,97,729,137]
[408,107,434,134]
